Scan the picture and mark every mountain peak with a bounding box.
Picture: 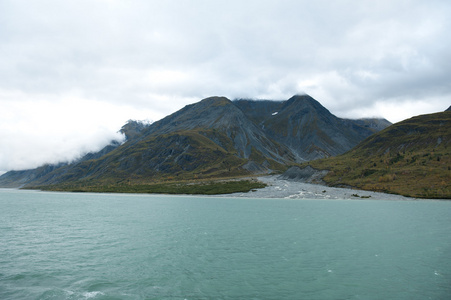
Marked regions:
[120,120,151,140]
[287,93,312,100]
[199,96,232,107]
[285,94,326,110]
[273,95,334,127]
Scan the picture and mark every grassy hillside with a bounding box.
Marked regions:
[31,178,267,195]
[307,111,451,199]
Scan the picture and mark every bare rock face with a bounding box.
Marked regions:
[279,166,328,184]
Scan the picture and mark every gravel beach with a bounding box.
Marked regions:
[222,175,415,200]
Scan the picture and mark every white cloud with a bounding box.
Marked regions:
[0,90,167,172]
[340,95,450,124]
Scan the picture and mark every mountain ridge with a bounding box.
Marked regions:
[0,94,391,188]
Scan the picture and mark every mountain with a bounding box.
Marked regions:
[305,110,451,198]
[0,94,389,189]
[235,95,389,160]
[137,97,295,164]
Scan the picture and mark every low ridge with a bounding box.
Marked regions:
[306,110,451,198]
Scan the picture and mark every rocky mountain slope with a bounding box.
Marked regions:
[306,110,451,198]
[235,95,386,160]
[0,94,389,188]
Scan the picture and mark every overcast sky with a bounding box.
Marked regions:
[1,0,450,173]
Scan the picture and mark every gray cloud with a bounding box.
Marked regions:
[1,0,450,172]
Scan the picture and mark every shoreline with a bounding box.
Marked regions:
[2,176,446,201]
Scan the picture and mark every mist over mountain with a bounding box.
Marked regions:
[0,95,390,188]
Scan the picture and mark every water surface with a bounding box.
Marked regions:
[1,189,450,299]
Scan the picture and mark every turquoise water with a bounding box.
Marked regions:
[0,189,450,299]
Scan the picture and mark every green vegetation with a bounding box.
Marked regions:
[307,111,451,199]
[33,179,267,195]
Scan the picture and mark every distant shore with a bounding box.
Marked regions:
[3,175,443,200]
